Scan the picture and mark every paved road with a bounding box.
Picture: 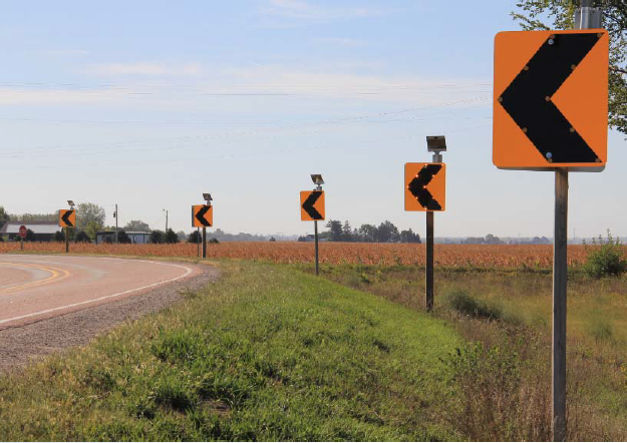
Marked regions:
[0,255,201,330]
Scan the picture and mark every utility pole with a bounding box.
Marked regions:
[114,203,119,243]
[551,3,601,441]
[163,209,168,233]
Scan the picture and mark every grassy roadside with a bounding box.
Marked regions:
[304,263,626,441]
[0,261,462,441]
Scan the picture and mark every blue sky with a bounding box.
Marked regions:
[1,0,624,238]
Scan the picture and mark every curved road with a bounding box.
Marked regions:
[0,255,202,330]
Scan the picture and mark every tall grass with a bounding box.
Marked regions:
[314,263,627,441]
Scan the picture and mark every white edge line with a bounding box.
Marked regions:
[0,261,194,326]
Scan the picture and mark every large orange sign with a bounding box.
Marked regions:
[493,30,608,170]
[58,209,76,228]
[404,163,445,212]
[300,191,325,221]
[192,205,213,227]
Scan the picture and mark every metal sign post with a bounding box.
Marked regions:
[59,203,75,254]
[65,227,69,253]
[552,4,600,440]
[425,211,434,311]
[314,220,319,275]
[192,193,213,260]
[405,136,447,312]
[493,2,606,439]
[202,227,207,259]
[425,144,444,312]
[301,174,325,276]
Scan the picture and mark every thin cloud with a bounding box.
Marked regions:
[314,37,366,47]
[211,65,490,107]
[85,62,203,76]
[0,87,123,105]
[44,49,90,57]
[261,0,387,22]
[1,64,489,109]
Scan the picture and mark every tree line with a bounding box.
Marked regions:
[299,220,421,243]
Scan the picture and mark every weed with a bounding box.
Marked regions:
[583,231,626,278]
[445,289,503,321]
[588,316,614,343]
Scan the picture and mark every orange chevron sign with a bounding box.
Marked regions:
[493,29,608,170]
[300,191,325,221]
[192,205,213,227]
[404,163,446,212]
[58,209,76,228]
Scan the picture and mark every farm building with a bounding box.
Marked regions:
[0,222,60,242]
[95,230,151,244]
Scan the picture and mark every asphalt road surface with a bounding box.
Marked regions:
[0,254,203,330]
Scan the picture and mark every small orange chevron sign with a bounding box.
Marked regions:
[300,191,325,221]
[192,205,213,227]
[493,29,608,170]
[58,209,76,228]
[404,163,446,212]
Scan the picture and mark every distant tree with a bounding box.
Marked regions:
[75,230,91,243]
[176,231,187,242]
[117,230,132,244]
[125,220,150,231]
[25,229,36,241]
[400,228,421,243]
[0,206,9,226]
[484,233,504,245]
[358,224,377,242]
[76,203,105,240]
[150,230,165,244]
[326,220,343,241]
[188,230,201,243]
[53,231,65,242]
[11,213,56,223]
[165,228,179,244]
[342,221,353,241]
[209,237,219,244]
[269,236,277,242]
[376,221,400,243]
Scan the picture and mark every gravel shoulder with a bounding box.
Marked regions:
[0,261,219,373]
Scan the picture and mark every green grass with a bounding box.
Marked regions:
[307,263,626,441]
[0,261,462,441]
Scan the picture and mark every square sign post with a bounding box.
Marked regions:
[493,3,607,439]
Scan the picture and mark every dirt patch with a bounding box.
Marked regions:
[0,262,219,373]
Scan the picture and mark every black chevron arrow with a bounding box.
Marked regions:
[302,191,323,220]
[499,32,602,163]
[61,210,74,227]
[408,164,442,210]
[195,205,212,227]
